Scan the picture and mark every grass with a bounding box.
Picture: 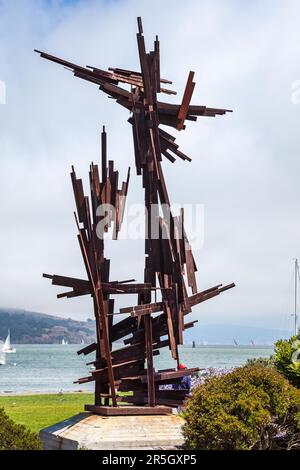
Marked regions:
[0,393,93,434]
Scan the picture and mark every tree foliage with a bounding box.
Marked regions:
[183,365,300,450]
[0,408,42,450]
[273,333,300,388]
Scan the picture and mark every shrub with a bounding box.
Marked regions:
[273,333,300,388]
[245,356,274,368]
[183,365,300,450]
[0,408,42,450]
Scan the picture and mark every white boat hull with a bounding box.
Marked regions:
[2,348,16,354]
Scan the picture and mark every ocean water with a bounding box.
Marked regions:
[0,344,273,394]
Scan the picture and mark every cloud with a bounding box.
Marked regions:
[0,0,299,332]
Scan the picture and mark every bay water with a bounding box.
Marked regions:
[0,344,273,394]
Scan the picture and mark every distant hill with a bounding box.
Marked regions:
[0,308,96,344]
[0,308,292,346]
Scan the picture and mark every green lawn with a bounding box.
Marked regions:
[0,393,93,434]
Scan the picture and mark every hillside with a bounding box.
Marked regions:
[0,308,292,345]
[0,309,95,344]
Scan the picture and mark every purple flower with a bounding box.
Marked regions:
[191,367,234,389]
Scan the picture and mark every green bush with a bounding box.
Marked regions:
[183,365,300,450]
[245,356,274,368]
[0,408,42,450]
[273,333,300,388]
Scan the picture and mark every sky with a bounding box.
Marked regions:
[0,0,300,333]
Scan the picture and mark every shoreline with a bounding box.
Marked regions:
[0,390,91,397]
[3,343,275,348]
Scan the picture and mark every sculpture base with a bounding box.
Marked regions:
[39,412,184,450]
[84,404,173,415]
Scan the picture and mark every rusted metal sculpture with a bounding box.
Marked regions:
[38,17,235,415]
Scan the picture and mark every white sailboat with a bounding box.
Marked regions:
[0,352,5,365]
[292,258,299,335]
[0,342,5,365]
[2,330,16,353]
[61,338,69,345]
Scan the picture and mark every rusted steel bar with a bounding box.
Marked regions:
[177,71,196,130]
[145,315,155,407]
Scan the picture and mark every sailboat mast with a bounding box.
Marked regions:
[295,258,299,335]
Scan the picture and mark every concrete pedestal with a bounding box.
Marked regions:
[39,412,185,450]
